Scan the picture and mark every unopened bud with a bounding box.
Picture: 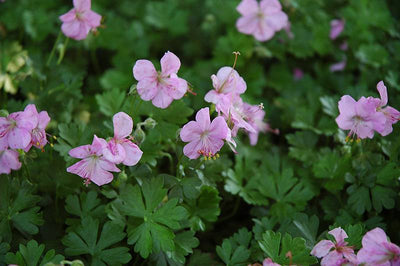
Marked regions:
[134,127,146,144]
[118,170,128,182]
[143,117,157,129]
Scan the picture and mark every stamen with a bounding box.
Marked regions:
[232,51,241,70]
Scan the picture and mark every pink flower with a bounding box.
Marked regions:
[263,258,281,266]
[0,105,37,150]
[23,104,51,151]
[242,102,278,145]
[311,227,357,266]
[330,19,345,40]
[236,0,288,42]
[357,227,400,266]
[180,107,230,159]
[335,95,385,139]
[0,149,21,174]
[293,68,304,80]
[59,0,102,41]
[330,61,346,72]
[204,66,247,105]
[370,81,400,136]
[67,135,120,186]
[133,51,188,109]
[102,112,143,166]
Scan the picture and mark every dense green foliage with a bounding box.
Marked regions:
[1,0,400,265]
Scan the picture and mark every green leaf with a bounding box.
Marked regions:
[258,231,317,265]
[347,185,372,215]
[287,213,319,249]
[356,44,389,68]
[117,178,188,258]
[371,186,396,213]
[167,230,199,264]
[216,228,252,266]
[100,69,131,90]
[62,217,131,266]
[5,240,64,266]
[95,88,125,117]
[0,237,10,265]
[0,177,43,243]
[343,224,364,249]
[320,96,339,118]
[54,123,93,158]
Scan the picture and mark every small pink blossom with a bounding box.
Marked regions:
[263,258,281,266]
[236,0,288,42]
[330,19,345,40]
[335,95,385,139]
[180,107,230,159]
[23,104,51,151]
[0,105,37,150]
[67,135,120,186]
[133,51,188,109]
[59,0,102,40]
[330,60,346,72]
[311,227,357,266]
[204,66,247,105]
[293,68,304,81]
[340,41,348,51]
[242,102,278,145]
[103,112,143,166]
[0,149,21,174]
[357,227,400,266]
[369,81,400,136]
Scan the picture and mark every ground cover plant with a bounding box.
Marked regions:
[1,0,400,265]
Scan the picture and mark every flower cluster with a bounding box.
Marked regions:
[67,112,143,186]
[236,0,289,42]
[311,227,400,266]
[0,104,50,174]
[59,0,102,40]
[336,81,400,140]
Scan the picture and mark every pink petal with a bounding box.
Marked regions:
[203,136,225,156]
[69,144,91,159]
[38,111,50,130]
[311,240,335,258]
[20,104,39,130]
[320,250,343,266]
[262,258,281,266]
[337,95,356,116]
[377,81,388,107]
[98,157,120,172]
[66,158,91,178]
[162,76,187,100]
[73,22,91,40]
[260,0,283,14]
[237,0,259,16]
[330,19,345,40]
[61,20,83,40]
[265,11,288,31]
[121,140,143,166]
[183,139,203,160]
[195,108,211,131]
[253,19,275,41]
[248,131,259,146]
[362,228,389,248]
[330,61,346,72]
[90,166,114,186]
[0,137,8,150]
[133,60,157,81]
[204,90,221,104]
[84,10,101,28]
[151,89,174,109]
[236,15,259,35]
[113,112,133,139]
[137,78,159,101]
[180,121,202,142]
[59,9,77,23]
[160,51,181,76]
[91,135,107,155]
[328,227,348,245]
[208,116,229,140]
[8,128,31,149]
[0,149,21,174]
[102,141,126,164]
[73,0,90,11]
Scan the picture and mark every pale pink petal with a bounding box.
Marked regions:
[265,12,288,31]
[337,95,356,116]
[204,90,221,104]
[320,250,342,266]
[377,81,388,107]
[195,108,211,131]
[362,228,388,247]
[262,258,281,266]
[98,157,120,172]
[202,136,224,156]
[328,227,348,245]
[102,141,126,164]
[120,141,143,166]
[38,111,50,130]
[253,20,275,41]
[260,0,282,14]
[311,240,335,258]
[8,128,31,149]
[73,0,90,11]
[0,137,8,150]
[73,22,91,40]
[236,0,259,16]
[133,60,157,81]
[85,10,101,28]
[59,9,77,23]
[249,131,259,146]
[20,105,39,130]
[330,19,345,40]
[208,116,229,140]
[137,78,159,101]
[113,112,133,139]
[183,139,203,160]
[151,89,174,109]
[330,61,346,72]
[162,76,187,100]
[69,144,91,159]
[67,158,91,178]
[91,135,107,154]
[180,121,202,142]
[236,15,259,35]
[160,51,181,76]
[0,149,21,174]
[90,167,114,186]
[61,20,82,39]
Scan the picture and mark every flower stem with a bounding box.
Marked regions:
[46,31,62,67]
